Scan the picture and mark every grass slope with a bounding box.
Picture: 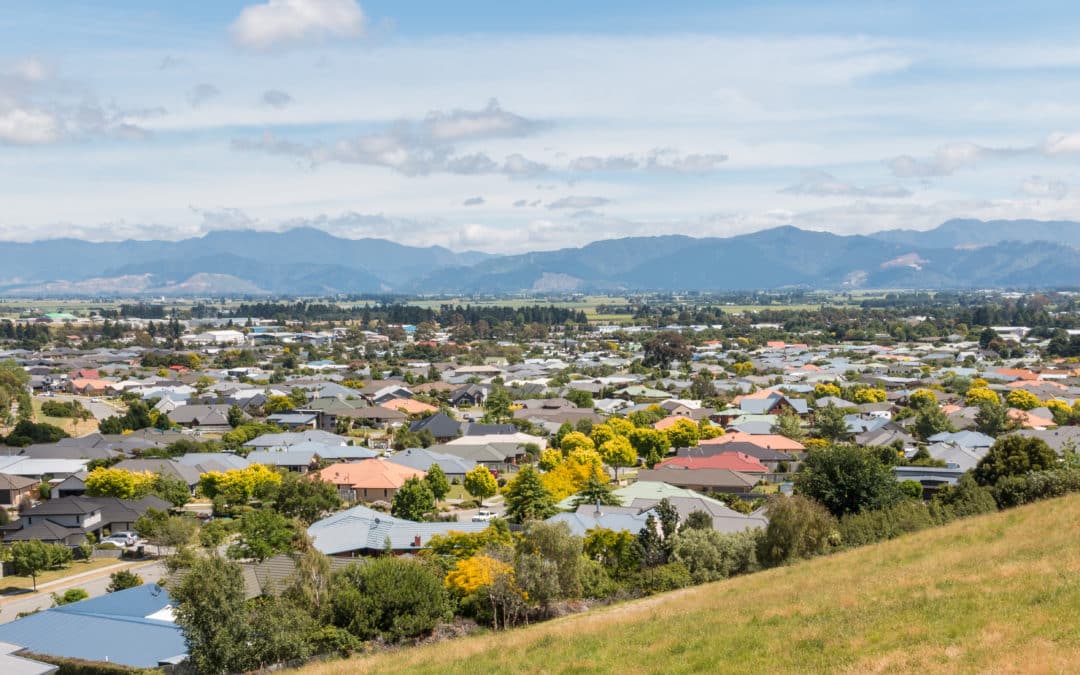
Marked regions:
[297,495,1080,674]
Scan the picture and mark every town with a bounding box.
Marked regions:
[0,293,1074,672]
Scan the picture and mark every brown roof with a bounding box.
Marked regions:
[314,459,425,489]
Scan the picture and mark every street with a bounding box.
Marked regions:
[0,560,165,624]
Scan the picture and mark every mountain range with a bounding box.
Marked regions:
[1,219,1078,296]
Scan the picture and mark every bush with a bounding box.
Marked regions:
[973,435,1059,487]
[670,528,762,583]
[837,500,936,548]
[51,588,89,606]
[330,558,451,642]
[930,473,998,520]
[633,561,693,595]
[106,570,144,593]
[795,443,903,517]
[758,495,838,567]
[579,558,621,599]
[992,467,1080,509]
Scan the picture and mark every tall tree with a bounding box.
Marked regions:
[464,465,498,506]
[504,465,558,523]
[973,435,1059,487]
[815,402,849,441]
[795,444,903,517]
[642,331,692,369]
[172,556,250,675]
[391,476,436,522]
[424,463,451,502]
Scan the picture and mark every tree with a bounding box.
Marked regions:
[85,467,153,499]
[1006,389,1040,411]
[464,465,498,506]
[772,408,806,442]
[572,476,623,508]
[815,402,850,441]
[515,521,583,605]
[908,389,938,412]
[688,372,717,401]
[391,476,436,522]
[814,383,842,399]
[107,569,144,592]
[538,448,563,471]
[915,405,953,441]
[503,465,558,523]
[424,463,451,502]
[637,514,666,567]
[272,472,341,524]
[135,509,198,556]
[227,404,245,428]
[149,472,192,507]
[172,555,250,675]
[228,509,298,562]
[682,509,713,531]
[330,558,451,642]
[965,387,1000,408]
[757,495,838,567]
[599,435,636,480]
[642,331,692,369]
[482,387,513,423]
[629,427,671,468]
[10,540,50,590]
[560,431,595,454]
[565,388,594,409]
[670,528,760,583]
[975,400,1012,437]
[665,418,701,449]
[540,448,607,500]
[795,444,904,517]
[973,435,1059,487]
[852,387,887,404]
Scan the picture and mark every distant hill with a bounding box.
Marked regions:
[871,218,1080,249]
[1,219,1080,295]
[296,494,1080,674]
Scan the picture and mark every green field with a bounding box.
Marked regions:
[295,494,1080,674]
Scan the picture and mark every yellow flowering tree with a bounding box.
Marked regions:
[85,467,154,499]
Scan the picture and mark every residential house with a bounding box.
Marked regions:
[166,404,233,432]
[313,460,426,502]
[657,452,769,474]
[307,504,487,557]
[386,448,475,479]
[634,467,759,494]
[0,473,37,510]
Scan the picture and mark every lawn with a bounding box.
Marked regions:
[293,494,1080,674]
[0,558,129,594]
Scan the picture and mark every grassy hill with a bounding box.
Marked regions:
[296,495,1080,674]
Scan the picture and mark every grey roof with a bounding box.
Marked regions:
[927,430,995,448]
[113,459,201,486]
[628,496,768,533]
[307,504,487,555]
[0,641,57,675]
[0,585,185,668]
[409,412,462,438]
[176,452,251,471]
[266,412,318,425]
[1011,427,1080,455]
[386,448,475,476]
[244,430,349,449]
[247,450,316,468]
[546,508,651,536]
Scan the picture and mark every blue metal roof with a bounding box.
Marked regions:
[0,585,186,668]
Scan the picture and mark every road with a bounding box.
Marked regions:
[450,494,506,524]
[0,560,165,624]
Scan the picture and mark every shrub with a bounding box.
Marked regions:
[670,528,762,583]
[973,435,1059,487]
[330,558,451,642]
[795,443,903,517]
[106,570,144,592]
[930,473,998,520]
[837,500,936,548]
[634,562,693,595]
[758,495,838,567]
[50,588,88,606]
[992,467,1080,509]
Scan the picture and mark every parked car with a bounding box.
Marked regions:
[101,532,137,547]
[471,510,498,522]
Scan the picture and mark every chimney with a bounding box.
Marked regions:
[413,535,422,547]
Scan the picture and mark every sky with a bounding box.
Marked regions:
[5,0,1080,252]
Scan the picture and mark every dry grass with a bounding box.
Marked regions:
[31,398,99,436]
[0,558,131,594]
[293,494,1080,675]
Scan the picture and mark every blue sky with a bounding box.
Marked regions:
[4,0,1080,252]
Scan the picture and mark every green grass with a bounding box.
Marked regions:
[0,558,132,594]
[295,494,1080,674]
[30,398,99,436]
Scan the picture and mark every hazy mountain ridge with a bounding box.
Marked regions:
[0,219,1078,295]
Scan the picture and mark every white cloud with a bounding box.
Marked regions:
[231,0,365,50]
[10,57,49,82]
[547,195,610,209]
[0,107,60,144]
[1019,176,1068,200]
[262,89,293,108]
[233,101,548,176]
[646,149,728,174]
[187,83,221,108]
[462,196,485,206]
[780,170,912,198]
